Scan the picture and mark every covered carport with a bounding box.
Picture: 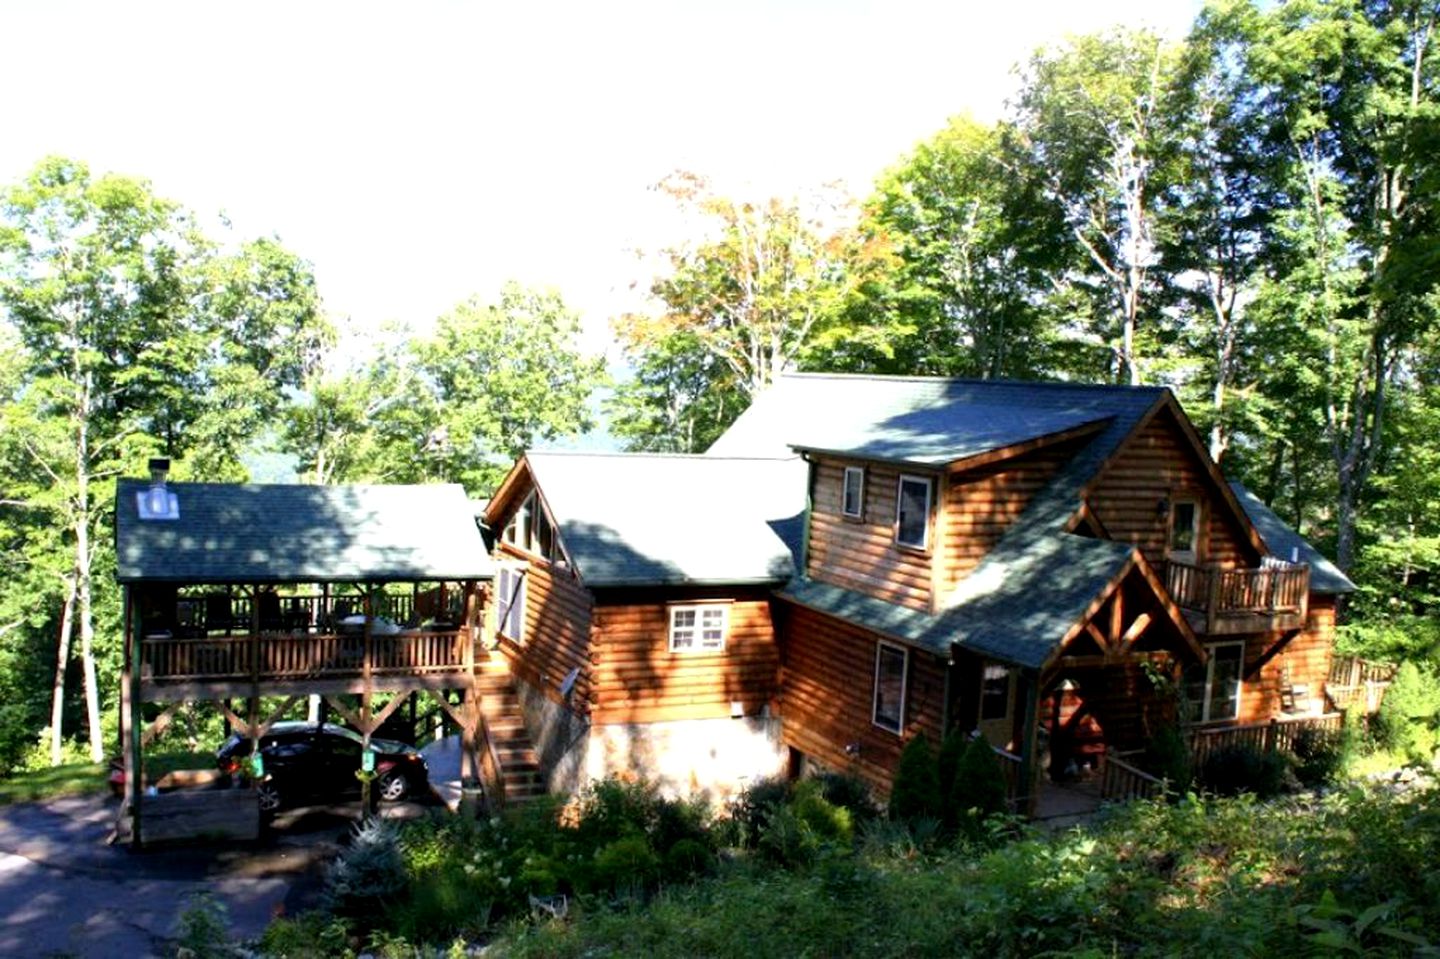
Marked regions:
[114,462,495,845]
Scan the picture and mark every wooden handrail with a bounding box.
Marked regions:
[1187,712,1343,766]
[1100,748,1165,802]
[140,629,468,683]
[1165,560,1310,631]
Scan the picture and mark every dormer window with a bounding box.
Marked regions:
[842,467,865,519]
[895,475,931,550]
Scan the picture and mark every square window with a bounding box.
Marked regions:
[873,642,908,733]
[669,604,727,652]
[842,467,865,518]
[895,476,931,549]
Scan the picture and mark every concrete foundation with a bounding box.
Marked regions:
[512,678,787,801]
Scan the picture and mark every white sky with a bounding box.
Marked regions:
[1,0,1199,362]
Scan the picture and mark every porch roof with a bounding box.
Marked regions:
[1228,482,1355,594]
[115,480,493,585]
[779,532,1136,670]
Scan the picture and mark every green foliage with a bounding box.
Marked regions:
[256,912,353,959]
[324,817,406,921]
[1144,723,1194,793]
[661,838,713,881]
[1198,743,1293,798]
[888,733,942,823]
[172,892,235,959]
[1291,725,1348,788]
[592,835,661,897]
[950,734,1010,832]
[1375,662,1440,762]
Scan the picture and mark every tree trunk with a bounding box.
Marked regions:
[49,570,77,766]
[74,374,103,763]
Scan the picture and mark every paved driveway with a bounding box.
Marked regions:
[0,793,426,958]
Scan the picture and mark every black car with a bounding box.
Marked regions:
[217,721,429,812]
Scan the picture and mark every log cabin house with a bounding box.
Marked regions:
[484,373,1354,809]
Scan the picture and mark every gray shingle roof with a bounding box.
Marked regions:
[710,373,1155,468]
[732,374,1182,666]
[525,452,804,587]
[116,480,493,584]
[780,533,1136,669]
[1228,482,1356,594]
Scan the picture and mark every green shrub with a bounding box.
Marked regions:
[938,729,968,798]
[813,771,878,822]
[1291,725,1345,787]
[172,892,234,959]
[758,803,819,868]
[728,775,790,848]
[888,733,942,822]
[592,835,660,896]
[1144,723,1193,792]
[390,858,497,944]
[256,912,352,958]
[1198,744,1292,798]
[662,838,714,881]
[574,778,662,846]
[324,816,406,920]
[789,778,854,846]
[951,735,1009,820]
[1375,662,1440,762]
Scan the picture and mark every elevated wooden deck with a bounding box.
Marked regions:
[1165,560,1310,635]
[139,628,477,700]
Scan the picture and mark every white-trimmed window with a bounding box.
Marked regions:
[895,475,932,549]
[496,566,526,643]
[1185,642,1244,723]
[842,466,865,518]
[669,604,728,652]
[872,641,908,733]
[1169,498,1200,561]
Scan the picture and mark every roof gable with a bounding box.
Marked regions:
[1228,482,1355,593]
[116,481,493,584]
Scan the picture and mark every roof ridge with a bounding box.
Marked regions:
[778,372,1170,394]
[116,479,465,491]
[527,450,797,462]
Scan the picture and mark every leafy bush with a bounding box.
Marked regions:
[951,735,1009,820]
[255,912,352,958]
[1375,661,1440,762]
[592,834,661,897]
[758,803,818,868]
[1144,723,1193,792]
[888,733,942,822]
[1291,725,1346,787]
[172,892,234,959]
[789,778,853,845]
[727,775,790,848]
[324,816,406,920]
[1198,743,1292,798]
[662,838,714,881]
[812,771,878,822]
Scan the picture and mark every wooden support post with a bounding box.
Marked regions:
[361,585,376,814]
[249,584,261,767]
[1205,566,1222,634]
[122,586,143,846]
[1015,670,1041,819]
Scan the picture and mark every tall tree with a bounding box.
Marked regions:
[0,157,328,761]
[1009,29,1182,384]
[612,173,887,450]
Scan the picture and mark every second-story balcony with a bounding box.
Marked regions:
[1164,559,1310,635]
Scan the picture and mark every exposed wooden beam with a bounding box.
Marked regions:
[1118,611,1153,654]
[1085,621,1109,652]
[323,695,364,733]
[140,702,181,749]
[1109,588,1124,644]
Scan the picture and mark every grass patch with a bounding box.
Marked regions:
[0,750,214,806]
[0,760,108,805]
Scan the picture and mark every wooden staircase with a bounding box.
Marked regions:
[476,658,547,805]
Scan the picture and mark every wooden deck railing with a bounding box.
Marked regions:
[1187,712,1343,768]
[1100,748,1166,802]
[1326,655,1395,714]
[991,743,1025,812]
[1165,560,1310,634]
[141,629,468,683]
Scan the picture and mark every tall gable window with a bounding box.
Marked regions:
[1185,642,1243,723]
[496,566,526,643]
[895,475,931,549]
[669,604,728,653]
[503,490,562,563]
[842,467,865,519]
[872,642,908,733]
[1169,499,1200,561]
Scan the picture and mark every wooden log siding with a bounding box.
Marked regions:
[590,588,780,725]
[494,543,595,713]
[1089,408,1258,572]
[778,604,945,795]
[1228,598,1337,723]
[807,460,934,611]
[940,440,1081,592]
